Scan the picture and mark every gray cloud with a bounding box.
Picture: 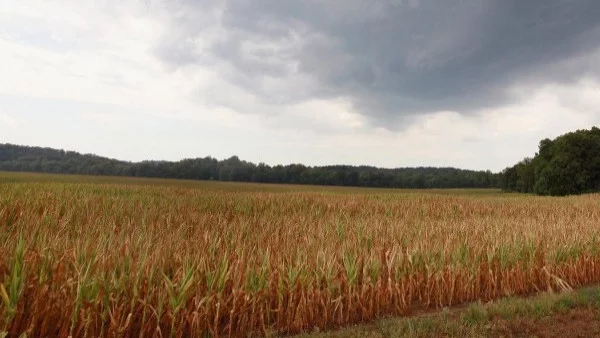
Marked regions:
[155,0,600,126]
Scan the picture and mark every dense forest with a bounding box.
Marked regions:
[502,127,600,196]
[0,143,500,189]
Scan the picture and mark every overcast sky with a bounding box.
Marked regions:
[1,0,599,171]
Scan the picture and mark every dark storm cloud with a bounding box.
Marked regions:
[155,0,600,124]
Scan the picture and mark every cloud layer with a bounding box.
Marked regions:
[1,1,600,171]
[156,0,600,126]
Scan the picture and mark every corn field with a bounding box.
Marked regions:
[1,173,600,337]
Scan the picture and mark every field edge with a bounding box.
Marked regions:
[293,285,600,337]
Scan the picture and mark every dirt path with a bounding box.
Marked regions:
[492,308,600,338]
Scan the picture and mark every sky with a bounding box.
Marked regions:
[1,0,599,172]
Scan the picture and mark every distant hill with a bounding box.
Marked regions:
[0,143,501,189]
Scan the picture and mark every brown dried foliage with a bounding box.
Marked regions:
[1,175,600,336]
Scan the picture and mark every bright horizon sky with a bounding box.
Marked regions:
[1,1,600,171]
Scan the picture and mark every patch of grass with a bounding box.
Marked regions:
[488,295,553,319]
[574,286,600,308]
[375,313,489,338]
[462,302,489,326]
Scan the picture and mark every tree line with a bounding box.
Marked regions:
[0,143,500,189]
[501,127,600,196]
